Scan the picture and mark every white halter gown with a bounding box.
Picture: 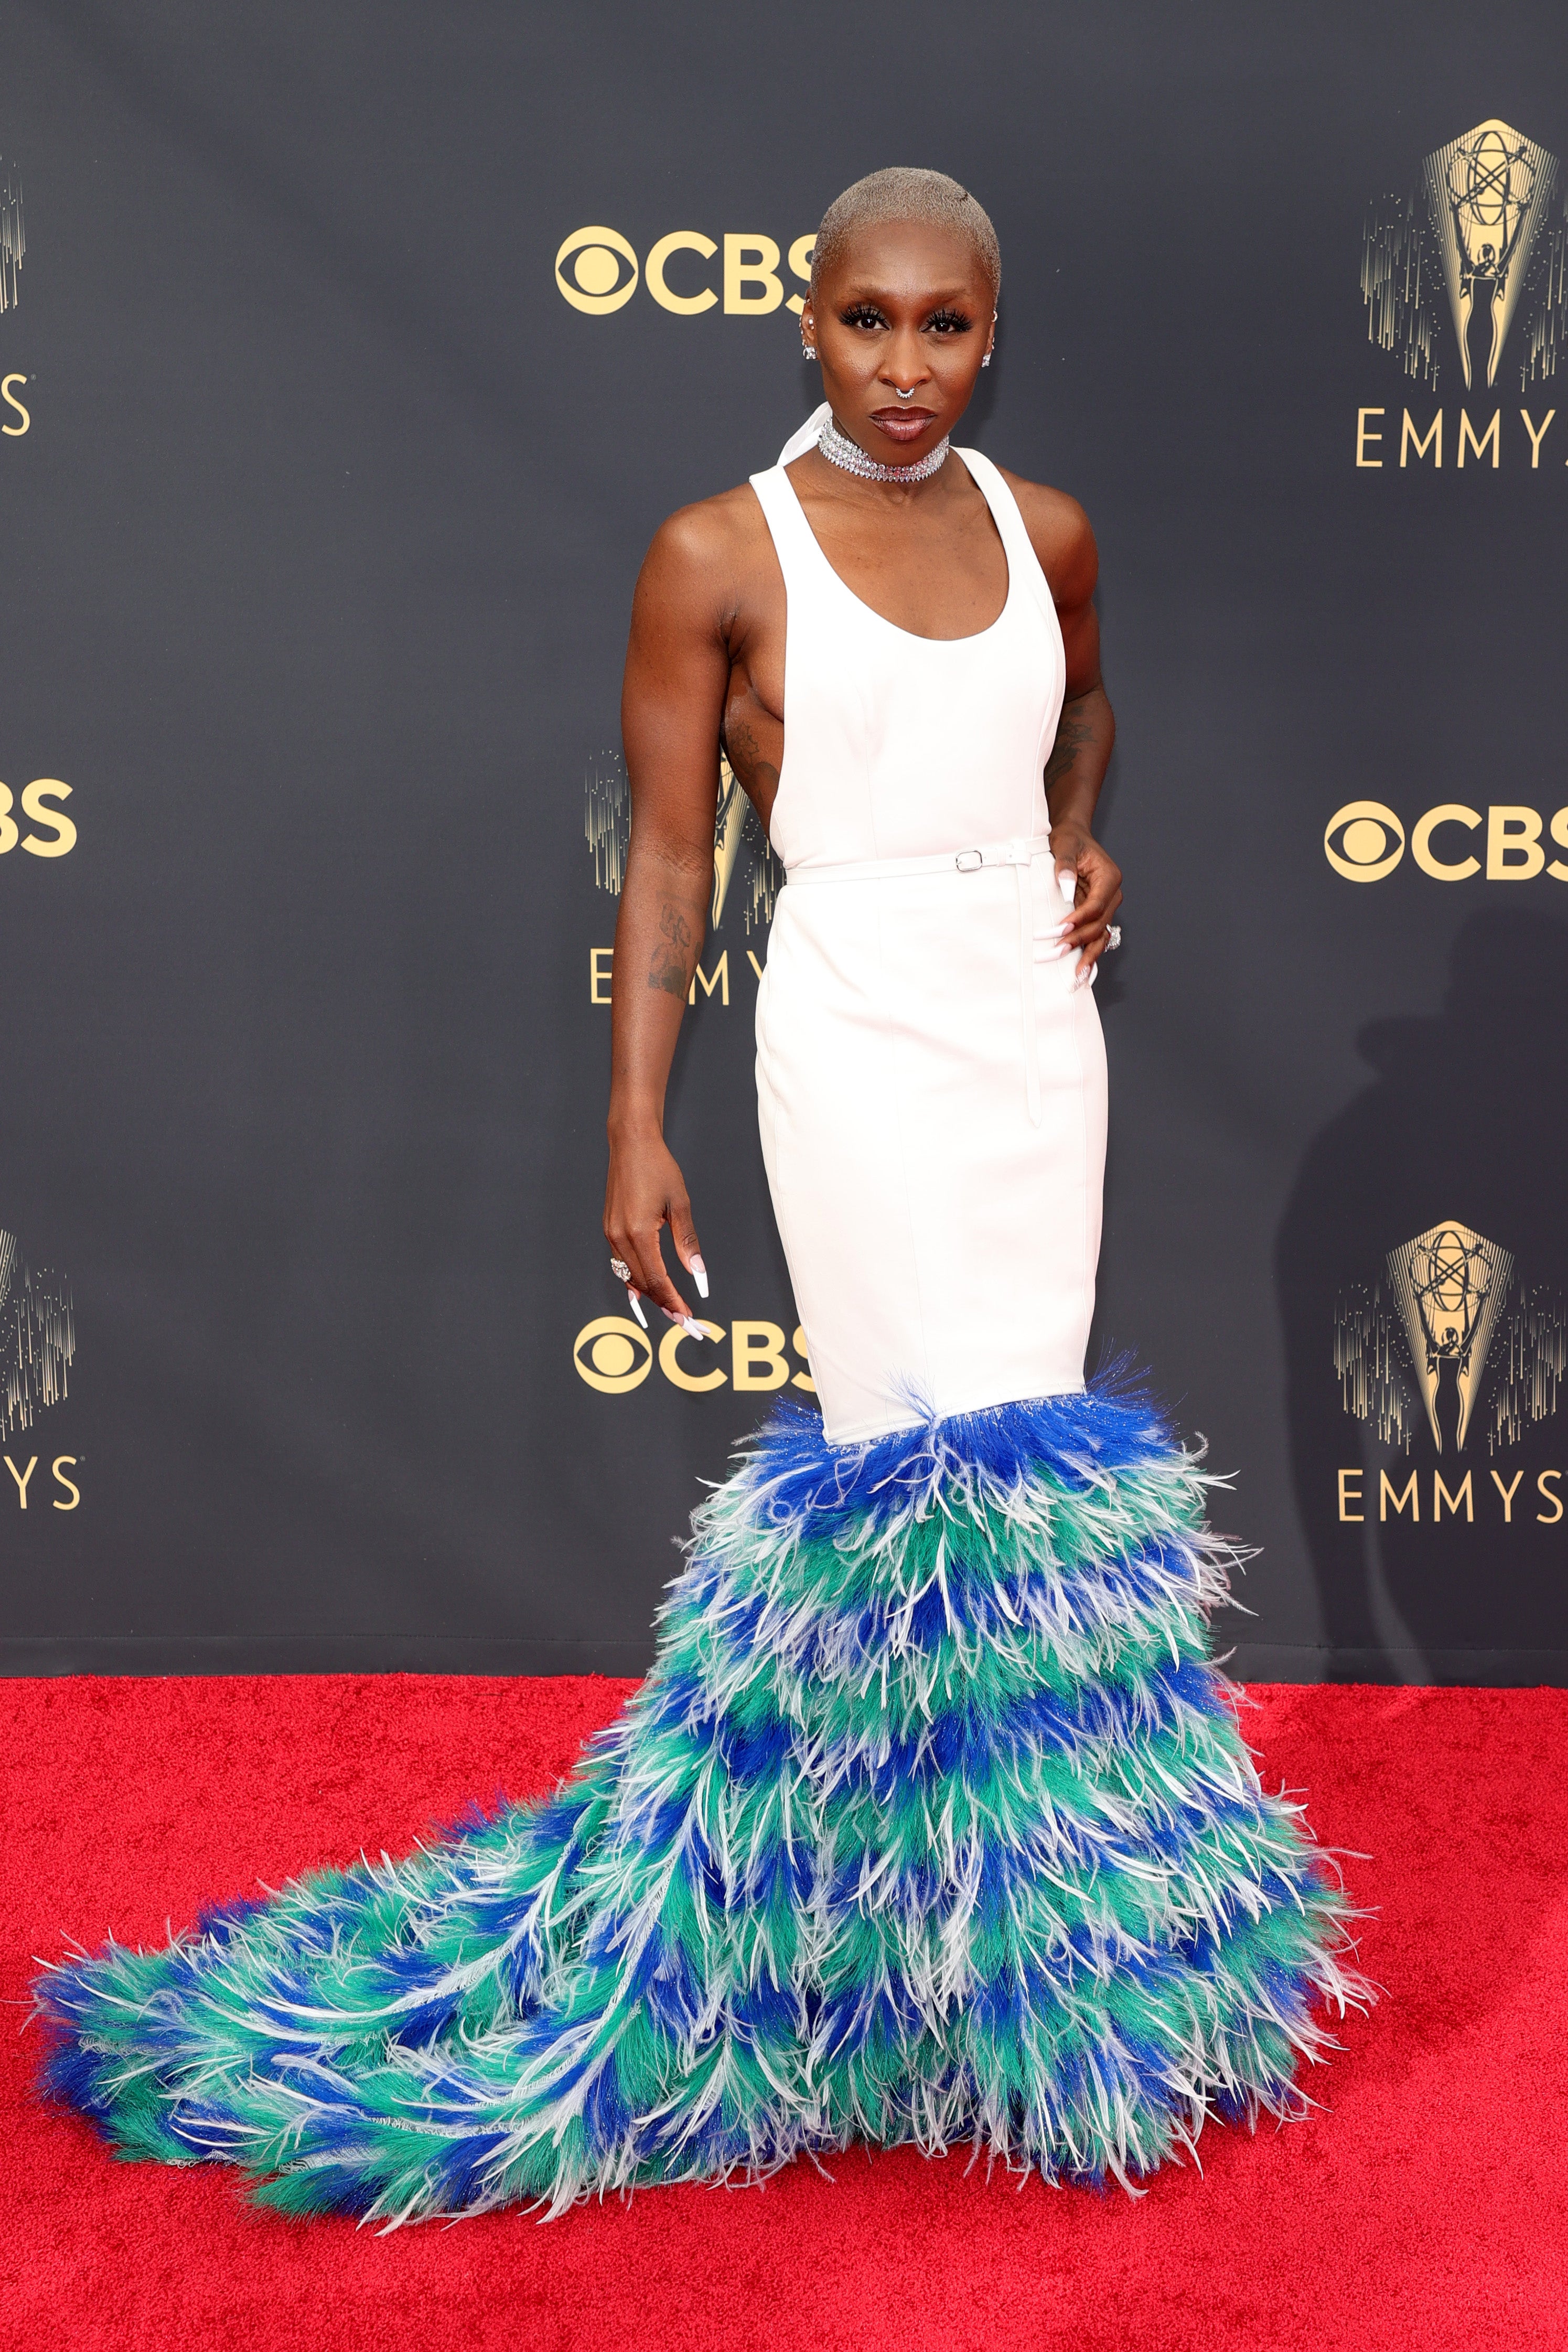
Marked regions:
[34,410,1361,2226]
[751,406,1108,1443]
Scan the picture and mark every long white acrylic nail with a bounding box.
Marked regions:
[662,1308,707,1339]
[626,1288,648,1328]
[690,1256,710,1299]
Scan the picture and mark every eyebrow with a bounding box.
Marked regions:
[833,283,980,308]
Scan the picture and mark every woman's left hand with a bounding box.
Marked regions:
[1049,822,1122,985]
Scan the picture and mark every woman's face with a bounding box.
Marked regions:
[800,219,996,467]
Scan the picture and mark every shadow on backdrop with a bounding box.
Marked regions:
[1277,909,1568,1684]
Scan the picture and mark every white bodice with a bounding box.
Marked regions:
[749,407,1104,1444]
[748,402,1066,873]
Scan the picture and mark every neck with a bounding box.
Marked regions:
[817,408,951,486]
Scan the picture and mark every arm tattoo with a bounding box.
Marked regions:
[1043,714,1095,792]
[723,715,781,823]
[647,900,694,998]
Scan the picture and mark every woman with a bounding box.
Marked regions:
[37,169,1361,2221]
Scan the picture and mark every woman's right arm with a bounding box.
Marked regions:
[604,508,735,1328]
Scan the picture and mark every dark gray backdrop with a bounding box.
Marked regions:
[3,0,1564,1681]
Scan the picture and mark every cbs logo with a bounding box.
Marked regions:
[0,780,75,858]
[1325,801,1568,883]
[573,1315,815,1395]
[555,227,815,318]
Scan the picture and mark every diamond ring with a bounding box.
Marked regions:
[609,1257,631,1283]
[1105,926,1122,952]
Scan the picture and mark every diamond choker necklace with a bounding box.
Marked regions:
[817,411,950,484]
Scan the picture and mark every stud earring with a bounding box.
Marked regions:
[981,352,992,368]
[802,342,817,359]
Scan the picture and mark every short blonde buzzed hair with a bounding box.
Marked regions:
[811,167,1001,301]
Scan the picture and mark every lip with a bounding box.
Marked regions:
[869,407,937,443]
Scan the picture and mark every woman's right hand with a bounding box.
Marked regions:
[604,1127,707,1330]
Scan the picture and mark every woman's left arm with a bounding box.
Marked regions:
[1009,481,1123,981]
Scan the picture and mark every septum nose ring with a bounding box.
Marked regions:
[894,386,916,400]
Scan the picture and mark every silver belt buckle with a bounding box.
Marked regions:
[954,849,983,873]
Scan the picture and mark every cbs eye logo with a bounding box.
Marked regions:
[554,226,815,317]
[572,1314,815,1395]
[574,1313,653,1392]
[1325,799,1568,883]
[1324,801,1406,882]
[555,228,640,316]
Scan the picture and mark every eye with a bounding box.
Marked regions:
[840,303,888,330]
[573,1315,654,1393]
[924,308,973,335]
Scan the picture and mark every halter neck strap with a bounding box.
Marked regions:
[777,402,831,466]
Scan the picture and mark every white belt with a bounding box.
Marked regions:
[785,836,1058,1126]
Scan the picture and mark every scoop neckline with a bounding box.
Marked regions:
[775,449,1015,648]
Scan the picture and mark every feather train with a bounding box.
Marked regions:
[35,1383,1366,2224]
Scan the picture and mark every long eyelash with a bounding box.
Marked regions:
[837,303,973,331]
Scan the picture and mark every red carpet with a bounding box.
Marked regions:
[2,1677,1563,2352]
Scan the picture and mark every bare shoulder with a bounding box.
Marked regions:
[637,481,774,618]
[992,466,1099,610]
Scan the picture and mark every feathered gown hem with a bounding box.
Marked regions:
[35,1380,1369,2225]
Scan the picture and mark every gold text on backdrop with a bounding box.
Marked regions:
[1354,406,1560,467]
[572,1317,816,1395]
[1324,801,1568,882]
[0,780,74,857]
[3,1456,80,1509]
[556,230,816,317]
